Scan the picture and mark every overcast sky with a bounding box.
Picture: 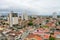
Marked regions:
[0,0,60,15]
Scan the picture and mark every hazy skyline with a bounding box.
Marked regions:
[0,0,60,15]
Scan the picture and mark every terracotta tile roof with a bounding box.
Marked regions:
[26,33,42,40]
[44,34,50,39]
[32,29,44,35]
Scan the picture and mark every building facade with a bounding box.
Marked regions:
[8,12,18,27]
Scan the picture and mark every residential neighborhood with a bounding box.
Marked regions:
[0,11,60,40]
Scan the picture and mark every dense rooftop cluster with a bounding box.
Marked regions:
[0,13,60,40]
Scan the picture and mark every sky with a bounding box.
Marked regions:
[0,0,60,15]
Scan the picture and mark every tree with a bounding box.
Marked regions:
[58,21,60,25]
[43,25,49,28]
[28,22,33,26]
[49,35,55,40]
[46,20,49,23]
[2,23,5,25]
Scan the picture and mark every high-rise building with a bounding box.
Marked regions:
[53,12,57,19]
[21,11,28,20]
[8,11,18,27]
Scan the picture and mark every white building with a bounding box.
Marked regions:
[53,12,57,18]
[56,34,60,40]
[21,11,28,20]
[8,12,18,27]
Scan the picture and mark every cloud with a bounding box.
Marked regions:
[0,0,60,15]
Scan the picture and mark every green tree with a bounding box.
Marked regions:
[49,35,55,40]
[43,25,49,28]
[46,20,49,23]
[28,22,33,26]
[2,23,5,25]
[58,21,60,25]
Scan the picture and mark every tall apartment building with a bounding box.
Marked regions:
[21,11,28,20]
[53,12,57,19]
[8,11,18,27]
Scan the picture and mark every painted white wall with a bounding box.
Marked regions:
[12,17,18,24]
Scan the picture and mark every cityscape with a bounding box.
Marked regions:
[0,0,60,40]
[0,11,60,40]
